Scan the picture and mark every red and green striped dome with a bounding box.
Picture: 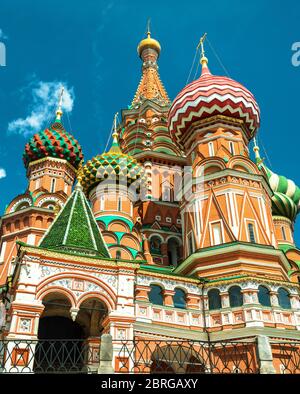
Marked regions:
[23,121,83,169]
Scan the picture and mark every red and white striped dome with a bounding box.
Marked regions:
[168,61,260,147]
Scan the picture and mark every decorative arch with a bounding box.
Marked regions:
[109,246,133,260]
[37,286,77,308]
[120,234,141,251]
[9,197,32,213]
[228,157,259,174]
[77,292,114,311]
[36,272,117,310]
[108,220,130,233]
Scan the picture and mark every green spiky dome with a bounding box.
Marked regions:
[81,134,145,195]
[23,120,84,169]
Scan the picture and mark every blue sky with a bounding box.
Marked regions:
[0,0,300,242]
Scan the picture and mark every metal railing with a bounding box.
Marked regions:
[0,339,95,374]
[115,338,259,374]
[270,339,300,374]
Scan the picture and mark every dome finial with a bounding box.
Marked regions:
[56,86,64,121]
[197,33,210,76]
[112,112,119,143]
[253,136,263,165]
[146,17,151,38]
[137,20,161,58]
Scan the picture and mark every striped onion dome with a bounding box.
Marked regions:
[272,192,298,222]
[80,133,145,195]
[23,120,83,169]
[168,59,260,147]
[263,165,300,221]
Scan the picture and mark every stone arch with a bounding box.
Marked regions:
[37,287,76,309]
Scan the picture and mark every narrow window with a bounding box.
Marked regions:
[229,141,235,155]
[116,250,121,259]
[100,196,105,211]
[281,226,286,240]
[248,223,256,243]
[36,178,40,189]
[208,142,214,157]
[117,196,122,211]
[50,178,56,193]
[212,222,223,245]
[187,232,195,255]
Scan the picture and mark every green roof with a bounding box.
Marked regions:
[39,185,110,258]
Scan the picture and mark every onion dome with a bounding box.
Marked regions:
[254,142,300,221]
[80,130,145,195]
[23,88,83,169]
[272,192,298,222]
[168,52,260,147]
[137,29,161,58]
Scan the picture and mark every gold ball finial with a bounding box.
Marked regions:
[137,19,161,58]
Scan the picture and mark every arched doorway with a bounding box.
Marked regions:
[34,293,108,373]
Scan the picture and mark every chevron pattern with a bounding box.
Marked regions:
[168,65,260,145]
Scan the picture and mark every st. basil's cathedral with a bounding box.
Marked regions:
[0,30,300,374]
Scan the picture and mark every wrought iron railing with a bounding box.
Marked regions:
[0,339,96,374]
[270,339,300,374]
[115,338,259,374]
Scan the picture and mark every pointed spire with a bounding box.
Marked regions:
[109,113,122,154]
[197,33,211,77]
[55,86,64,121]
[39,186,110,258]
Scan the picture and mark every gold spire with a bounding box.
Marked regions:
[197,33,208,66]
[56,86,64,121]
[76,159,84,187]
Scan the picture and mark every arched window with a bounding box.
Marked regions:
[229,286,243,307]
[116,250,121,259]
[247,223,256,243]
[150,236,162,255]
[173,288,186,309]
[258,285,271,307]
[167,238,180,266]
[278,287,291,309]
[208,289,222,310]
[149,285,163,306]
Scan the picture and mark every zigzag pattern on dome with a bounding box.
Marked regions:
[168,62,260,146]
[23,121,83,169]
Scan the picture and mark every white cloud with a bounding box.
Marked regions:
[7,80,75,137]
[0,29,7,40]
[0,168,6,179]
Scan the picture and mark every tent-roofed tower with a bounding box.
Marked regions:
[119,25,181,158]
[39,183,110,258]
